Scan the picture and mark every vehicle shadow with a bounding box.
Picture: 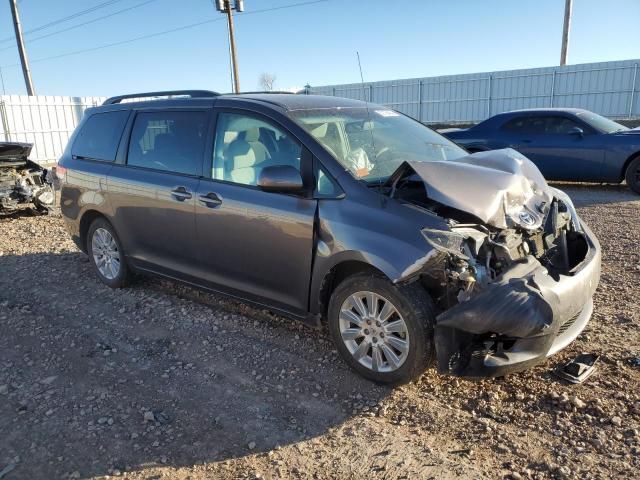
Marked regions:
[549,182,640,208]
[0,250,390,479]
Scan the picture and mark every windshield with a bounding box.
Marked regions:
[289,107,467,182]
[576,111,628,133]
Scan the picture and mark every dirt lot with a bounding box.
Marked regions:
[1,184,639,480]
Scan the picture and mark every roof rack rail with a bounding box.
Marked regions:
[230,90,297,95]
[103,90,220,105]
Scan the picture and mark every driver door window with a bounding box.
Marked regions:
[212,113,302,186]
[541,116,581,135]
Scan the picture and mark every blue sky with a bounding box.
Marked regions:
[0,0,638,96]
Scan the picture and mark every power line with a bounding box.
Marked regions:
[0,0,160,53]
[0,0,328,69]
[0,0,126,43]
[23,0,126,35]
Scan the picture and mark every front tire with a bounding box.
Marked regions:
[86,218,131,288]
[625,156,640,194]
[327,273,435,385]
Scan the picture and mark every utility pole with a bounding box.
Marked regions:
[560,0,572,66]
[215,0,243,93]
[9,0,35,95]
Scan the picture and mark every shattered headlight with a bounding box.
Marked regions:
[421,228,468,259]
[550,187,582,232]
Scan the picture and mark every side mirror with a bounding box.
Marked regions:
[257,165,304,192]
[568,126,584,137]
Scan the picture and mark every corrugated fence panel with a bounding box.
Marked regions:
[0,95,105,165]
[308,59,640,124]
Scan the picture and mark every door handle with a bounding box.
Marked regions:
[520,139,532,144]
[171,186,193,201]
[198,192,223,207]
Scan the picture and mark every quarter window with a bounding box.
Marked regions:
[127,111,207,176]
[316,164,341,197]
[212,113,301,186]
[72,110,129,161]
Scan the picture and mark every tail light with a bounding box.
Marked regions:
[55,164,67,181]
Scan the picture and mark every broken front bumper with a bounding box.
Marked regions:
[434,223,601,378]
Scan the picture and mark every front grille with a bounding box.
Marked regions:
[558,309,582,335]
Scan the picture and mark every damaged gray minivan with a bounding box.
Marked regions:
[58,91,601,384]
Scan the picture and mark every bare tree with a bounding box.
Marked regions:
[258,72,277,91]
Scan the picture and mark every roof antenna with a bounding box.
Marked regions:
[356,51,377,182]
[356,51,366,96]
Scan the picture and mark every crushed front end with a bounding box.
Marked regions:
[389,149,601,377]
[0,142,54,213]
[430,219,600,377]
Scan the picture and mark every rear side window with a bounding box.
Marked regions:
[501,116,542,134]
[127,111,208,176]
[72,110,129,161]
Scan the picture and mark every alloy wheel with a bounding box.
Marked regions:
[91,227,121,280]
[338,291,410,373]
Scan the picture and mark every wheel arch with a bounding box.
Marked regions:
[78,210,109,253]
[621,150,640,182]
[315,260,389,321]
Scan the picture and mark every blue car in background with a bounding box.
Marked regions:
[443,108,640,194]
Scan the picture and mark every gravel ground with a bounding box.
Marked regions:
[0,184,639,480]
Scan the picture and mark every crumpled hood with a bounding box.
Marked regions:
[0,142,32,162]
[390,148,553,230]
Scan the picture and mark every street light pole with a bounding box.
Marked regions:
[9,0,35,95]
[216,0,243,93]
[560,0,572,66]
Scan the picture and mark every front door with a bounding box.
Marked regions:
[513,115,604,181]
[107,109,210,277]
[194,110,316,313]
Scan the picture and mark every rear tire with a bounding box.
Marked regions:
[86,218,131,288]
[625,156,640,194]
[327,273,435,385]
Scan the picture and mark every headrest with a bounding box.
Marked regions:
[310,123,328,138]
[227,141,256,169]
[244,127,260,142]
[224,131,239,144]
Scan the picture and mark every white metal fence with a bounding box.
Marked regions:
[3,58,640,166]
[0,95,105,165]
[309,59,640,125]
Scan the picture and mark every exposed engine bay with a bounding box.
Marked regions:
[416,195,588,310]
[386,149,588,301]
[385,149,596,376]
[0,142,54,213]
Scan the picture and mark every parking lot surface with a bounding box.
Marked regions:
[1,184,639,480]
